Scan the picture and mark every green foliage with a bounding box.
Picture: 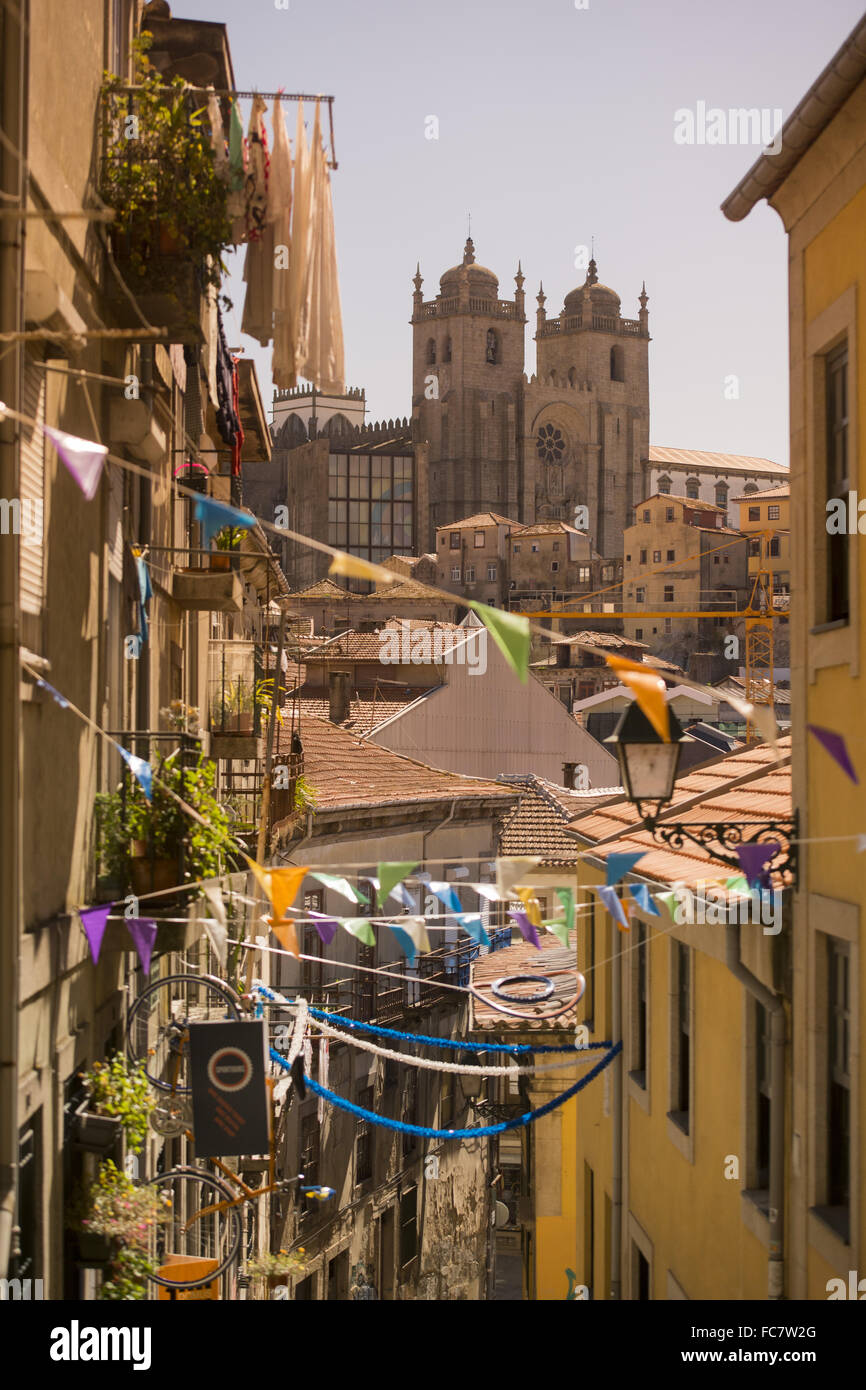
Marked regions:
[294,774,318,816]
[215,527,248,550]
[75,1160,170,1248]
[99,1246,158,1301]
[244,1249,306,1280]
[82,1055,153,1155]
[255,675,284,725]
[95,752,238,888]
[100,34,232,297]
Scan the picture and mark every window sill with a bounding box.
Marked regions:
[810,1204,850,1247]
[628,1070,649,1114]
[666,1111,693,1162]
[740,1189,771,1248]
[810,619,849,635]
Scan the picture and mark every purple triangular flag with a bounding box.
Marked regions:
[44,425,107,501]
[310,913,339,946]
[508,908,541,949]
[594,884,631,932]
[126,917,158,975]
[79,904,112,964]
[736,842,780,891]
[807,724,858,785]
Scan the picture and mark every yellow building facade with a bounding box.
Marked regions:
[734,484,791,597]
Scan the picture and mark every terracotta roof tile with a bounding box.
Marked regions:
[497,778,625,864]
[295,694,426,734]
[470,937,581,1032]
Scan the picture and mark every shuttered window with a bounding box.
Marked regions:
[19,362,45,615]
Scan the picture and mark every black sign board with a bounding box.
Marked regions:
[187,1020,270,1158]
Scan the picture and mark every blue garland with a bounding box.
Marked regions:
[303,1004,608,1056]
[270,1042,622,1139]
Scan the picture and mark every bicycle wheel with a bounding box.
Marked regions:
[127,973,242,1094]
[146,1166,243,1290]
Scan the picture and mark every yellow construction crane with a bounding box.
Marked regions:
[531,532,788,744]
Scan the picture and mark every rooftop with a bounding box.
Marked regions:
[732,483,791,502]
[437,512,518,531]
[649,446,788,475]
[498,775,625,865]
[471,937,582,1032]
[294,693,427,735]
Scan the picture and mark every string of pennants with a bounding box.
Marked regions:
[8,395,861,777]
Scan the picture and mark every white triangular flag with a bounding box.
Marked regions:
[496,857,540,899]
[201,880,228,965]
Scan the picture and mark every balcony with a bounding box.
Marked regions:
[208,638,265,760]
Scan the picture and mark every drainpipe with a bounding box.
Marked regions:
[420,797,458,869]
[0,0,26,1281]
[609,918,622,1299]
[725,919,785,1300]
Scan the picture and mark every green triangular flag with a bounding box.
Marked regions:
[725,875,749,896]
[377,861,418,911]
[310,871,369,905]
[555,886,575,933]
[544,919,571,948]
[468,602,530,683]
[342,917,376,946]
[658,891,680,919]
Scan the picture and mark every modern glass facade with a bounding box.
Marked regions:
[327,453,414,566]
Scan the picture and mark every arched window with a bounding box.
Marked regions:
[610,345,625,382]
[715,482,728,508]
[686,477,700,500]
[443,337,452,363]
[657,475,672,495]
[743,482,759,495]
[486,329,498,364]
[426,338,436,365]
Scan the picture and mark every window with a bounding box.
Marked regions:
[639,549,647,564]
[634,1246,651,1300]
[438,535,445,546]
[635,586,645,603]
[487,564,497,581]
[663,585,673,603]
[749,538,761,557]
[551,561,559,572]
[531,543,540,553]
[666,549,675,562]
[536,423,565,464]
[399,1188,418,1267]
[513,543,521,554]
[610,345,625,381]
[748,507,760,522]
[642,510,650,522]
[426,338,436,365]
[715,483,728,508]
[474,531,485,548]
[663,617,672,634]
[652,549,661,563]
[635,628,643,639]
[302,892,324,997]
[825,341,849,622]
[768,505,780,520]
[355,1086,374,1183]
[403,1071,418,1156]
[723,553,730,564]
[665,508,675,522]
[300,1111,320,1189]
[671,943,691,1132]
[632,923,648,1088]
[769,537,780,557]
[686,478,700,500]
[450,566,461,582]
[443,337,452,362]
[552,540,560,551]
[601,564,614,582]
[713,554,720,565]
[827,939,850,1225]
[657,477,672,495]
[743,482,759,495]
[450,532,461,549]
[464,565,475,583]
[486,329,499,364]
[328,453,414,568]
[578,566,590,583]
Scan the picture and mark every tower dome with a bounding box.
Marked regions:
[439,237,499,299]
[562,257,621,316]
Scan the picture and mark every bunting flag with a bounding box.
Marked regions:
[44,425,107,501]
[389,882,419,912]
[606,851,645,887]
[736,842,780,892]
[807,724,859,785]
[554,886,575,933]
[342,917,376,947]
[309,912,339,946]
[471,883,501,903]
[496,857,540,899]
[604,654,670,741]
[399,915,431,958]
[35,676,70,710]
[79,903,112,965]
[594,884,631,932]
[628,882,660,917]
[544,918,571,949]
[193,495,256,550]
[117,745,153,802]
[200,881,228,965]
[725,874,750,896]
[427,881,463,915]
[377,862,418,911]
[515,887,542,928]
[269,917,300,959]
[389,924,421,966]
[657,890,680,919]
[125,917,158,975]
[724,690,779,754]
[328,551,398,586]
[467,602,530,683]
[508,908,541,949]
[246,858,309,921]
[309,871,368,905]
[456,913,490,946]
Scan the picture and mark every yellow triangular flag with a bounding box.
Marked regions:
[269,918,300,959]
[605,654,670,741]
[328,551,398,586]
[516,887,542,928]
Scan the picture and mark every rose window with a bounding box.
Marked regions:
[536,423,565,464]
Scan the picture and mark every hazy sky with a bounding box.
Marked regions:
[178,0,865,467]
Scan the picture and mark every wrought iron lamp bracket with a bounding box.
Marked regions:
[637,809,799,888]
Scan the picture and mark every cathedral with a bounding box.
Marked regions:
[411,238,651,561]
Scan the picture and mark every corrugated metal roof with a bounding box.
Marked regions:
[649,447,788,474]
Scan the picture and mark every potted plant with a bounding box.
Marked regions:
[68,1160,169,1296]
[243,1249,306,1301]
[95,751,238,896]
[100,35,232,310]
[219,675,254,733]
[210,526,248,571]
[80,1056,154,1155]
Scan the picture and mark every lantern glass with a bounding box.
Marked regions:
[618,739,680,806]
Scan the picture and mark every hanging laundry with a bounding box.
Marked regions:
[227,99,247,244]
[277,98,313,390]
[135,553,153,645]
[268,95,293,361]
[206,86,229,180]
[231,358,244,478]
[296,102,345,394]
[241,95,273,344]
[122,542,141,638]
[215,306,239,446]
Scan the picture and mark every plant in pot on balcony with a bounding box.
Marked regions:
[68,1160,169,1297]
[100,34,233,303]
[210,526,248,571]
[215,674,254,733]
[80,1055,154,1157]
[95,752,238,897]
[243,1248,306,1300]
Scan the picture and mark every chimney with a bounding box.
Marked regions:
[328,670,352,724]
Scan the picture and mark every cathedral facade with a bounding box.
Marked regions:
[411,239,651,561]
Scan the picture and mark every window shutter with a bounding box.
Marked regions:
[19,363,45,615]
[107,466,124,581]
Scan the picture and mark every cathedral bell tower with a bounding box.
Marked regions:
[411,238,526,540]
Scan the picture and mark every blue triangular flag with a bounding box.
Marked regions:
[117,745,153,802]
[193,495,255,550]
[594,884,631,931]
[606,851,645,887]
[427,881,463,915]
[456,912,490,946]
[389,924,419,967]
[628,883,660,917]
[390,882,418,912]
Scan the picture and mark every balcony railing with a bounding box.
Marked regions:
[208,639,264,738]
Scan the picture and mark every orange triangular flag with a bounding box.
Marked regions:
[269,917,300,959]
[605,654,670,742]
[245,857,308,922]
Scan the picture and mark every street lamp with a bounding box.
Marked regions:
[604,699,798,886]
[604,701,689,830]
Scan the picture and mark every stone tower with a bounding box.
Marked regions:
[411,238,527,542]
[524,258,651,559]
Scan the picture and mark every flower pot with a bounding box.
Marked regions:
[210,553,231,572]
[130,856,179,898]
[72,1102,122,1155]
[77,1231,115,1265]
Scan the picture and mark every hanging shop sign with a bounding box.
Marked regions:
[187,1020,270,1158]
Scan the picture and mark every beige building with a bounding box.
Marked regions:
[648,446,789,528]
[734,482,792,599]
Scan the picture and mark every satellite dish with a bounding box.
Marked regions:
[495,1201,510,1229]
